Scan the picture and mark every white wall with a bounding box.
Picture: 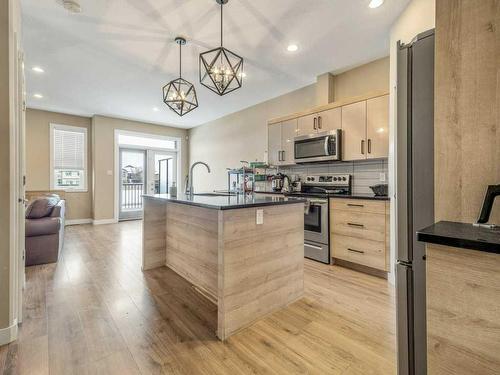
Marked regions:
[388,0,435,284]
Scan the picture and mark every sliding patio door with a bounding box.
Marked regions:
[119,148,146,220]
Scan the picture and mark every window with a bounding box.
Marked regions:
[118,134,177,150]
[50,124,87,191]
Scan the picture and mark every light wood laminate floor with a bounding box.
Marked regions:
[0,221,396,374]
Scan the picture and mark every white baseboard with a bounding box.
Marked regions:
[0,320,18,346]
[92,218,118,226]
[65,218,93,226]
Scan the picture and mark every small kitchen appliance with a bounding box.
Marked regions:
[271,173,286,191]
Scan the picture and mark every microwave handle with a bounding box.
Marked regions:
[324,136,330,156]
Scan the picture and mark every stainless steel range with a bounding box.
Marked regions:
[288,174,351,263]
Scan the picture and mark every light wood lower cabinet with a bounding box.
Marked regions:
[426,244,500,374]
[330,198,390,272]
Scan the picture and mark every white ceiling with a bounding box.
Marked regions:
[22,0,409,129]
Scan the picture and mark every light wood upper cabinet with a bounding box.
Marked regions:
[297,113,317,136]
[342,101,367,161]
[366,95,389,159]
[317,107,342,133]
[268,120,297,166]
[268,92,389,163]
[268,123,282,166]
[281,119,297,165]
[297,107,342,136]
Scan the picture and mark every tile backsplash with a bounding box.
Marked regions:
[256,159,388,195]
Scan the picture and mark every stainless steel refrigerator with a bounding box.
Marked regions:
[396,29,435,375]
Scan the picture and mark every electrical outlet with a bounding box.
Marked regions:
[379,172,386,182]
[256,209,264,225]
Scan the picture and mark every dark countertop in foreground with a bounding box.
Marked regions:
[254,190,390,201]
[417,221,500,254]
[143,193,306,210]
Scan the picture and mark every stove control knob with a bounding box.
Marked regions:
[342,177,347,181]
[333,177,338,181]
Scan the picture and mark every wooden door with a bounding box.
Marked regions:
[297,113,317,136]
[268,123,282,166]
[280,119,297,165]
[317,107,341,133]
[342,101,367,161]
[366,95,389,159]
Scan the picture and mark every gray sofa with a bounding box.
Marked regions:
[25,197,65,266]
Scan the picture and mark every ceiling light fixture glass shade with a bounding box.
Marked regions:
[163,37,198,117]
[199,0,244,96]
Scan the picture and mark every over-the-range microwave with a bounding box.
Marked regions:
[294,130,342,163]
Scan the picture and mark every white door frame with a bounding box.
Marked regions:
[113,129,181,222]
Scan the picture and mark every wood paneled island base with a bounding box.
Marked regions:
[142,196,305,340]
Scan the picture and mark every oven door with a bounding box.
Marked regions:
[294,130,340,163]
[304,199,329,244]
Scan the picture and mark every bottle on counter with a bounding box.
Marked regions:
[169,182,177,197]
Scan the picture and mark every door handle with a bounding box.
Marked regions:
[368,139,372,154]
[361,140,365,155]
[347,203,364,208]
[347,248,365,254]
[347,222,365,228]
[313,117,317,130]
[305,243,324,251]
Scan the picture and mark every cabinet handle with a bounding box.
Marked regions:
[368,139,372,154]
[277,151,281,162]
[347,222,365,228]
[347,248,365,254]
[347,203,364,208]
[313,117,317,130]
[282,150,285,161]
[318,116,322,129]
[361,140,365,154]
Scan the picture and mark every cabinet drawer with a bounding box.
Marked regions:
[331,234,386,271]
[331,210,385,242]
[330,198,386,214]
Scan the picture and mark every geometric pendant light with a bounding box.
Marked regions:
[163,37,199,116]
[199,0,244,96]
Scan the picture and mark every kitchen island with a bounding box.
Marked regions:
[142,193,306,340]
[417,221,500,374]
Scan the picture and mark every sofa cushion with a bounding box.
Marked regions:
[26,217,61,237]
[26,196,60,219]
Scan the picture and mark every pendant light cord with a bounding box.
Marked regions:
[220,1,223,47]
[179,41,182,78]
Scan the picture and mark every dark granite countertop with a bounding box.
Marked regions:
[254,191,390,201]
[143,193,306,210]
[417,221,500,254]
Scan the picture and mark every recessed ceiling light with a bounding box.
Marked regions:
[287,44,299,52]
[32,66,44,73]
[153,107,159,112]
[57,0,82,13]
[33,93,43,99]
[369,0,384,8]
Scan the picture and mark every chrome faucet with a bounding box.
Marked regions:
[185,161,211,195]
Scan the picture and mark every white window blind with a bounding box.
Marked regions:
[50,124,87,191]
[53,128,85,170]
